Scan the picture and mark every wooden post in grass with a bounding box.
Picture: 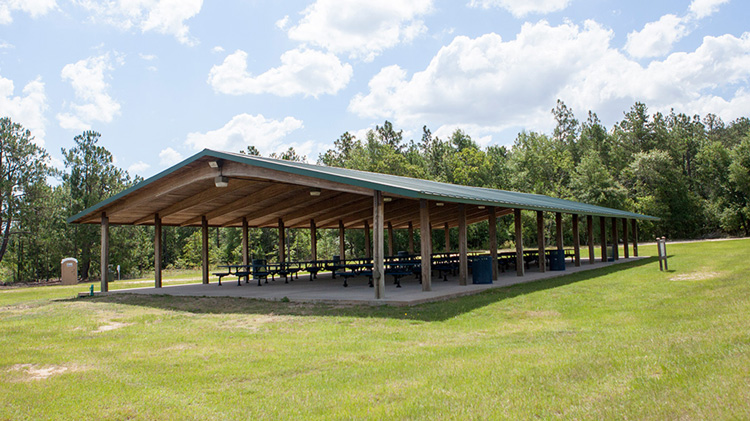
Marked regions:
[611,217,619,260]
[458,204,468,286]
[515,208,524,277]
[408,221,414,254]
[488,206,498,281]
[154,214,162,288]
[101,212,109,292]
[201,215,209,284]
[420,199,432,292]
[338,219,345,261]
[373,192,385,299]
[536,211,546,273]
[444,222,450,253]
[587,215,595,264]
[632,219,638,257]
[622,218,629,258]
[600,216,608,263]
[387,221,394,256]
[572,214,580,267]
[310,219,318,262]
[363,220,370,259]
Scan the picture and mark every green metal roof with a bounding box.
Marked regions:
[67,148,659,223]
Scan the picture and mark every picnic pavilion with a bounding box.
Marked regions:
[67,149,658,299]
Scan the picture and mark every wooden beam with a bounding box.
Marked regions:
[488,206,498,281]
[310,219,317,261]
[632,219,639,257]
[587,215,595,264]
[373,191,385,299]
[242,217,249,267]
[572,214,581,267]
[279,218,286,263]
[182,183,292,226]
[514,209,524,277]
[314,196,376,228]
[407,221,414,254]
[420,199,432,291]
[387,221,394,256]
[458,204,468,286]
[201,216,209,284]
[154,214,162,288]
[622,218,630,258]
[444,222,450,252]
[611,217,619,260]
[339,198,415,228]
[338,220,346,260]
[555,212,564,251]
[600,216,608,263]
[537,211,546,273]
[101,213,109,292]
[364,220,371,258]
[258,190,347,227]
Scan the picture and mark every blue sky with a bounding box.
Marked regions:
[0,0,748,178]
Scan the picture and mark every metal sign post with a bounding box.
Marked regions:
[657,237,668,271]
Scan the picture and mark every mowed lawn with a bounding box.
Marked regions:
[1,240,749,420]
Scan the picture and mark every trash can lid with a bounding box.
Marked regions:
[61,257,78,264]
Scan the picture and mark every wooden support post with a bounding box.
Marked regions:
[572,214,581,267]
[154,214,162,288]
[488,206,498,281]
[420,199,432,292]
[555,212,564,251]
[278,218,286,264]
[310,219,318,261]
[373,192,385,299]
[632,219,638,257]
[363,220,371,259]
[587,215,595,264]
[611,217,619,260]
[514,209,524,276]
[201,216,209,284]
[536,211,546,273]
[458,204,468,286]
[407,221,414,254]
[600,216,607,263]
[242,217,249,283]
[387,221,394,256]
[101,213,109,292]
[338,219,345,261]
[622,218,630,258]
[444,222,450,253]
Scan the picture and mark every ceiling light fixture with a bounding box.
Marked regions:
[214,176,229,188]
[384,197,393,203]
[478,206,486,210]
[208,160,220,168]
[310,188,321,196]
[436,202,444,207]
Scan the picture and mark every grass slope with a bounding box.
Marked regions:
[1,240,749,419]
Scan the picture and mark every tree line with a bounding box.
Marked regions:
[1,100,748,283]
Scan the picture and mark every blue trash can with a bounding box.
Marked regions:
[471,256,493,284]
[608,246,615,261]
[549,249,566,271]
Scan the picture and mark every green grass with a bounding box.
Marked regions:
[1,240,749,419]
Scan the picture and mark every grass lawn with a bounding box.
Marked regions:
[1,240,749,419]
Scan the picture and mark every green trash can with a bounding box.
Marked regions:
[549,249,566,271]
[471,256,493,284]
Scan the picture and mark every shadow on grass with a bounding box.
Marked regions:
[69,257,657,322]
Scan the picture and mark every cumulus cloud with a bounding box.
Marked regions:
[468,0,571,17]
[208,48,352,97]
[185,114,303,155]
[287,0,433,61]
[625,14,688,59]
[56,53,122,131]
[350,20,750,137]
[0,75,48,146]
[159,147,183,166]
[689,0,730,19]
[74,0,203,45]
[127,161,150,175]
[0,0,57,24]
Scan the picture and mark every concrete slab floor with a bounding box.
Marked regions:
[110,256,651,306]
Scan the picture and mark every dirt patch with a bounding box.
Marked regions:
[94,321,131,333]
[9,364,79,381]
[221,314,292,331]
[669,271,720,281]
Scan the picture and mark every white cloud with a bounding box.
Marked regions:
[350,20,750,137]
[127,161,150,175]
[287,0,433,61]
[625,14,688,59]
[689,0,730,19]
[185,114,304,155]
[211,45,225,53]
[469,0,571,17]
[208,49,353,98]
[0,0,56,24]
[139,53,156,60]
[0,75,48,146]
[159,147,183,166]
[275,15,289,30]
[74,0,203,45]
[57,53,121,131]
